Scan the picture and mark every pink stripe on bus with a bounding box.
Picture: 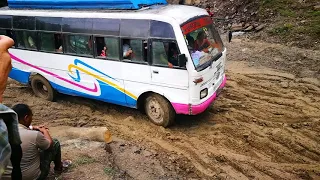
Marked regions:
[10,53,98,93]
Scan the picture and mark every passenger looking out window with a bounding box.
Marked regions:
[122,39,145,62]
[95,37,119,60]
[96,37,107,57]
[166,43,179,68]
[152,41,180,68]
[39,33,63,53]
[15,31,37,50]
[122,39,133,60]
[54,34,63,53]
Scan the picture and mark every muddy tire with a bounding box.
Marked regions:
[145,94,175,127]
[31,75,56,101]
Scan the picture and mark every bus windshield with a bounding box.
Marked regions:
[181,17,224,71]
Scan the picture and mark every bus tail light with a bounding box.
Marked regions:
[200,88,208,99]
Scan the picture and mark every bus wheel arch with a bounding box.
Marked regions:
[138,92,175,127]
[30,74,56,102]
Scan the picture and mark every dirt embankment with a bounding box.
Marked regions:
[3,37,320,179]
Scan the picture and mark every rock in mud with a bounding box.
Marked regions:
[280,81,290,88]
[133,147,142,154]
[143,150,153,157]
[124,116,134,122]
[314,5,320,10]
[245,25,254,31]
[231,23,243,31]
[255,24,266,32]
[215,155,227,162]
[243,132,250,139]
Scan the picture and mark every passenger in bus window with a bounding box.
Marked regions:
[100,46,107,57]
[186,35,195,51]
[166,43,179,68]
[122,39,133,59]
[54,34,63,53]
[88,36,93,51]
[28,36,35,48]
[96,37,107,57]
[19,31,36,49]
[143,40,148,62]
[194,31,210,52]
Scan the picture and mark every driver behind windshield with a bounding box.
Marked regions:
[194,31,210,52]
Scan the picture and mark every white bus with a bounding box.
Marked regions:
[0,4,227,127]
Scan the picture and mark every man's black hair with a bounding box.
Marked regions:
[12,104,32,121]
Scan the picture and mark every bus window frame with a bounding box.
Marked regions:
[149,38,186,70]
[120,37,149,65]
[13,29,39,51]
[38,31,64,54]
[63,32,94,58]
[93,35,120,62]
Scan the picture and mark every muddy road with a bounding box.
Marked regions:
[3,37,320,179]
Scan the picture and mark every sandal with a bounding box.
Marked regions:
[54,160,72,174]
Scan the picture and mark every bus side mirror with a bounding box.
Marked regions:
[178,54,187,68]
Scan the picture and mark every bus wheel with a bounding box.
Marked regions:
[145,94,175,127]
[31,75,56,101]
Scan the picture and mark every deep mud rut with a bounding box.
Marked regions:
[2,37,320,179]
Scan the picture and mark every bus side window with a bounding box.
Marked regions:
[95,36,119,60]
[14,30,37,50]
[152,41,179,68]
[65,34,93,56]
[39,33,63,53]
[122,38,146,63]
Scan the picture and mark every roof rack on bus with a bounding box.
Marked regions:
[7,0,168,10]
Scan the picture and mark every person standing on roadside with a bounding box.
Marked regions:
[206,5,214,18]
[0,35,22,179]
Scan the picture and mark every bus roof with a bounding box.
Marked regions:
[0,5,208,25]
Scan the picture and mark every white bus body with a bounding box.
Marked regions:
[0,5,227,126]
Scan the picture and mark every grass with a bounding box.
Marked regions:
[258,0,320,48]
[270,23,294,35]
[71,155,96,168]
[278,9,296,17]
[103,167,115,175]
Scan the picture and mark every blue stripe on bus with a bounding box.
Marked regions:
[9,68,31,85]
[51,80,137,107]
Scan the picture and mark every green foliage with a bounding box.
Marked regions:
[103,167,115,175]
[270,23,294,35]
[73,155,96,168]
[278,9,296,17]
[261,0,320,45]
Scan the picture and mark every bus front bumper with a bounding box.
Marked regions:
[172,75,227,115]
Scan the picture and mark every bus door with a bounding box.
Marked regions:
[150,40,188,88]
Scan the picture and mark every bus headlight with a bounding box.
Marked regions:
[200,88,208,99]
